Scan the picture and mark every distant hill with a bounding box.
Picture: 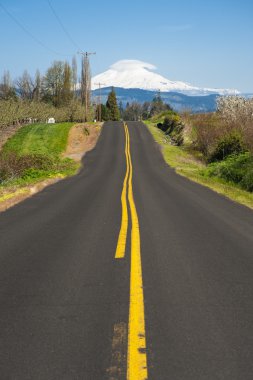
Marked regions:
[92,87,219,113]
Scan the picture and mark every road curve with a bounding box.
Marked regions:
[0,121,253,379]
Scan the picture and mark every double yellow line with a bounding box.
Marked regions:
[115,123,148,380]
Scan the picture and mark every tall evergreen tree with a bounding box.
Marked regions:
[101,104,109,121]
[106,87,120,121]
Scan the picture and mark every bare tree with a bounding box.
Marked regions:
[0,71,16,100]
[33,70,41,101]
[16,70,34,100]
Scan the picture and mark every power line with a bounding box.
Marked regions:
[47,0,80,50]
[0,2,71,57]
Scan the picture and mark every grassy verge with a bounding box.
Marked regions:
[144,121,253,209]
[0,122,79,193]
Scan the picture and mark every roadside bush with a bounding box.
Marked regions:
[241,169,253,192]
[157,114,184,146]
[0,152,54,182]
[169,123,184,146]
[205,152,253,192]
[191,113,224,158]
[208,132,245,162]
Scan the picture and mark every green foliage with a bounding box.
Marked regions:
[149,93,172,117]
[101,104,110,121]
[0,122,77,186]
[204,153,253,192]
[146,120,253,209]
[3,123,73,157]
[157,112,184,146]
[42,61,74,107]
[208,132,245,162]
[150,110,176,123]
[106,88,120,121]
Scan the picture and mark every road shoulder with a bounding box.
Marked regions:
[144,120,253,210]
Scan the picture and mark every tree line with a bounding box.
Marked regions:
[0,56,175,128]
[121,93,172,121]
[0,57,99,128]
[0,57,125,128]
[0,58,78,106]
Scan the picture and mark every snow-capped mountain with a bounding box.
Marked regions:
[91,60,239,96]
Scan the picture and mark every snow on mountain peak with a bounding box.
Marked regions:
[91,59,239,96]
[110,60,156,72]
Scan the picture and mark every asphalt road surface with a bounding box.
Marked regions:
[0,121,253,380]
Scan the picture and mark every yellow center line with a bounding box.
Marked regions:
[126,125,148,380]
[115,123,130,259]
[115,123,148,379]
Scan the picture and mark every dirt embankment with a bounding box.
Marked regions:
[0,123,102,212]
[63,123,102,161]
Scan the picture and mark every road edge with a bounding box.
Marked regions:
[144,121,253,210]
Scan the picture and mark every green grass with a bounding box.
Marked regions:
[145,121,253,210]
[3,122,73,157]
[0,122,79,191]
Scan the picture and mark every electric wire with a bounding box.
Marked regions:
[0,2,72,57]
[47,0,80,50]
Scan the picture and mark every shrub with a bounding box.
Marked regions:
[208,132,245,162]
[0,152,54,183]
[157,114,184,146]
[241,169,253,192]
[191,113,225,158]
[170,123,184,146]
[205,152,253,192]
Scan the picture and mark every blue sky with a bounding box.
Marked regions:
[0,0,252,92]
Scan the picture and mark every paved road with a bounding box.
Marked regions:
[0,121,253,379]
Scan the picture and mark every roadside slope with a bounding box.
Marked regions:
[0,122,101,212]
[145,120,253,209]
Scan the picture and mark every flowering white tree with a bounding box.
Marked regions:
[217,96,253,151]
[217,96,253,124]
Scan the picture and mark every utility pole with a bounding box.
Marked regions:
[78,51,96,122]
[94,82,105,122]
